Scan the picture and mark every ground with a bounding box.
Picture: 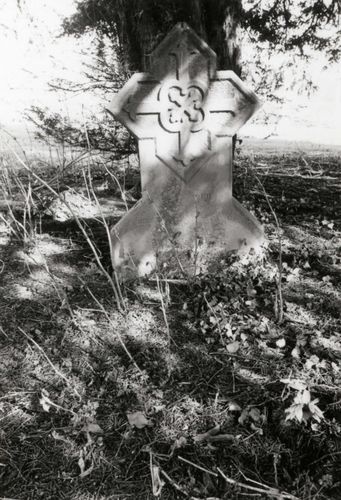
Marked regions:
[0,141,340,500]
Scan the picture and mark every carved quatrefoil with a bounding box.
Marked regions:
[164,85,205,128]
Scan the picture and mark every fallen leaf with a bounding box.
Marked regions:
[79,462,94,478]
[228,401,241,412]
[78,456,85,475]
[51,430,69,443]
[280,378,307,391]
[249,407,261,422]
[240,333,248,342]
[84,422,103,434]
[173,436,187,449]
[245,300,255,307]
[305,355,320,370]
[238,408,249,425]
[39,390,52,412]
[276,338,286,348]
[127,411,152,429]
[331,362,340,373]
[301,389,311,404]
[226,341,240,354]
[153,404,165,413]
[291,346,300,359]
[250,422,263,435]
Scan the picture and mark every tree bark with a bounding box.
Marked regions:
[114,0,242,74]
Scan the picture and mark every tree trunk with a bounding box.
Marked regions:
[115,0,242,74]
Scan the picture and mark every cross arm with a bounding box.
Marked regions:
[106,73,161,138]
[207,70,261,136]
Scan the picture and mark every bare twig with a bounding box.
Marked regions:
[160,468,190,497]
[101,161,129,212]
[178,455,218,477]
[217,467,299,499]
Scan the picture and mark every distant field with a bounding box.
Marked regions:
[1,126,340,165]
[241,136,341,155]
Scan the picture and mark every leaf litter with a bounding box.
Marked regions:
[1,151,341,499]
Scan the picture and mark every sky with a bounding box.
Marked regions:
[0,0,340,147]
[0,0,93,133]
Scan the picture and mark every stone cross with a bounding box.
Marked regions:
[107,23,264,279]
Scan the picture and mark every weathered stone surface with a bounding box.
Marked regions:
[107,23,264,279]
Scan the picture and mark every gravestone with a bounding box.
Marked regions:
[107,23,264,279]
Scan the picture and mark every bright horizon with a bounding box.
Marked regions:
[0,0,340,148]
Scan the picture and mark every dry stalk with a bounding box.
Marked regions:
[0,169,32,242]
[193,198,201,277]
[160,468,190,497]
[178,455,218,477]
[0,127,30,163]
[101,161,129,212]
[82,124,127,304]
[253,172,284,324]
[156,274,171,348]
[0,210,28,242]
[83,164,125,307]
[12,169,36,239]
[217,467,299,499]
[9,148,125,313]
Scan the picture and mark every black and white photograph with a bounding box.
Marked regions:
[0,1,340,498]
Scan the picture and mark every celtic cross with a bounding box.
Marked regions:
[107,23,264,279]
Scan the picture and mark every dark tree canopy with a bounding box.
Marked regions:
[244,0,341,59]
[63,0,243,73]
[29,0,340,152]
[63,0,341,70]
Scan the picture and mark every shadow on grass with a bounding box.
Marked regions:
[1,190,341,499]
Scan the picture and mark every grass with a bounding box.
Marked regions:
[0,143,340,499]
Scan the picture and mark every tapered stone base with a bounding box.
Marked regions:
[110,194,264,281]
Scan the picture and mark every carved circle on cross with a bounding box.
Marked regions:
[158,79,207,135]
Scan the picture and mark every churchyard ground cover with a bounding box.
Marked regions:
[0,143,340,499]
